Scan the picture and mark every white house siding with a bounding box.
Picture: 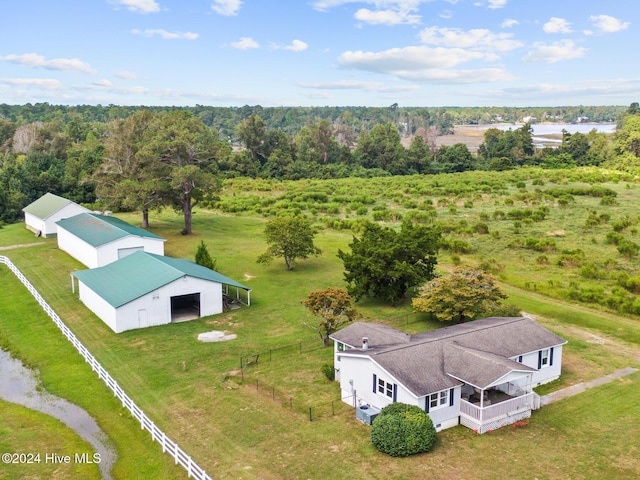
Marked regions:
[515,346,563,386]
[95,237,165,267]
[57,228,99,268]
[24,203,88,237]
[78,275,223,333]
[337,353,461,431]
[419,386,462,431]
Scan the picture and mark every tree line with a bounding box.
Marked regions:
[1,103,639,228]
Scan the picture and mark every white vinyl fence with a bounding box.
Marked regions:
[0,256,212,480]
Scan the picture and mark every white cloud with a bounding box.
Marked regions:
[337,45,514,84]
[418,27,522,52]
[212,0,242,16]
[440,10,453,19]
[281,40,309,52]
[501,18,519,28]
[522,39,587,63]
[1,53,96,74]
[488,0,507,9]
[297,79,419,92]
[110,0,160,14]
[116,70,139,79]
[131,29,199,40]
[230,37,259,49]
[354,8,420,25]
[311,0,426,25]
[589,14,630,33]
[543,17,572,34]
[0,78,64,89]
[93,79,112,87]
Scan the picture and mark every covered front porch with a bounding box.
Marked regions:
[460,390,540,433]
[458,370,540,434]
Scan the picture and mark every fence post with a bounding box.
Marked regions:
[309,407,312,422]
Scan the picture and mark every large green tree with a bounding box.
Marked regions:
[338,220,440,304]
[143,111,228,234]
[257,215,321,270]
[94,110,163,227]
[412,267,507,322]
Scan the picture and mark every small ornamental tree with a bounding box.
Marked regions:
[412,267,507,323]
[303,287,359,346]
[257,216,321,270]
[195,240,216,271]
[371,403,436,457]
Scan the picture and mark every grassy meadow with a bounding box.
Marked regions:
[1,166,640,479]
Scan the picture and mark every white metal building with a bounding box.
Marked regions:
[56,213,165,268]
[22,192,90,238]
[71,251,251,333]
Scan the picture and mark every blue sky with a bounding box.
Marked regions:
[1,0,637,107]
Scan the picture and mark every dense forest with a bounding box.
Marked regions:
[0,102,638,226]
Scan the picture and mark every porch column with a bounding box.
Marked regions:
[479,388,484,427]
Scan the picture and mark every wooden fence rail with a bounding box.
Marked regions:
[0,256,212,480]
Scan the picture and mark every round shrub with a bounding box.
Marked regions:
[371,403,436,457]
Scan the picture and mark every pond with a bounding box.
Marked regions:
[0,348,117,480]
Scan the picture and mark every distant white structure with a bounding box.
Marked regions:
[56,213,165,268]
[22,193,90,238]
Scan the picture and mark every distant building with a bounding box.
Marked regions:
[56,213,165,268]
[22,193,90,238]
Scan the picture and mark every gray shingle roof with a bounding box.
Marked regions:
[331,317,566,397]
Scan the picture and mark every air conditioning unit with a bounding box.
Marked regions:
[356,405,380,425]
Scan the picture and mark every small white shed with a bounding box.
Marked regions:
[71,251,251,333]
[56,213,165,268]
[22,193,90,238]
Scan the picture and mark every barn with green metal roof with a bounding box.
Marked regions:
[72,251,251,333]
[22,192,90,237]
[56,212,166,268]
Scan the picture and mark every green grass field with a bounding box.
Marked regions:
[2,166,640,479]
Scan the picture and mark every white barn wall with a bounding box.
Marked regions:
[77,281,118,332]
[25,203,89,237]
[57,228,99,268]
[78,275,224,333]
[95,237,165,267]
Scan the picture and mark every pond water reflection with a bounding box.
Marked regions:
[0,348,116,480]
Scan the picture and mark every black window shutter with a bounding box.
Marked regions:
[550,347,554,366]
[393,384,397,402]
[425,396,430,413]
[518,355,523,363]
[449,388,454,406]
[373,374,377,393]
[538,351,542,369]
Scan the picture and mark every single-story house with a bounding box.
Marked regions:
[56,212,165,268]
[71,251,251,333]
[22,192,90,238]
[330,317,566,434]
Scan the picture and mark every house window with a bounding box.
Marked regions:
[378,378,393,398]
[428,390,449,410]
[337,342,344,352]
[540,348,550,367]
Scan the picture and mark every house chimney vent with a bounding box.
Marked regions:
[362,337,369,350]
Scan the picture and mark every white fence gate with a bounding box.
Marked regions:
[0,256,212,480]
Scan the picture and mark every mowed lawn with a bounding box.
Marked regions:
[1,168,640,479]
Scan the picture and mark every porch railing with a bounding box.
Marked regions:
[460,392,538,423]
